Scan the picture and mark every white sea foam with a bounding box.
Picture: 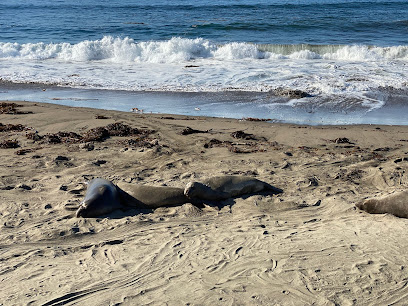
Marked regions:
[1,36,408,62]
[1,36,408,112]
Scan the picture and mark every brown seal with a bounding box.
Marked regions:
[356,191,408,218]
[76,179,189,218]
[116,182,189,208]
[184,175,283,201]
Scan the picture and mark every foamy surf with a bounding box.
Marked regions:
[1,36,408,62]
[0,36,408,114]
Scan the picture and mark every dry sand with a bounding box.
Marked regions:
[1,101,408,305]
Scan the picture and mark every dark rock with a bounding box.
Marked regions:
[17,184,32,190]
[1,185,14,190]
[313,200,322,206]
[272,88,311,99]
[394,158,408,163]
[93,160,107,166]
[308,177,319,187]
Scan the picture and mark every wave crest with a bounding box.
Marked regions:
[1,36,408,63]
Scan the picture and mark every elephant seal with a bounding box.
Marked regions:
[184,175,283,201]
[77,176,282,217]
[356,191,408,219]
[76,178,190,217]
[116,182,188,208]
[76,178,122,218]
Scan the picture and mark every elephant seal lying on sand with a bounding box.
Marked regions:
[356,191,408,219]
[184,175,283,201]
[76,178,188,217]
[356,190,408,219]
[76,176,283,217]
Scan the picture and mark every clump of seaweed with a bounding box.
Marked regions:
[0,102,32,114]
[44,131,82,144]
[242,117,271,122]
[230,130,256,140]
[23,122,155,145]
[181,127,208,135]
[204,138,232,149]
[105,122,140,137]
[95,115,110,119]
[45,134,63,144]
[26,132,43,141]
[0,139,19,148]
[331,137,354,145]
[82,122,154,142]
[82,127,110,142]
[0,123,27,132]
[15,148,36,155]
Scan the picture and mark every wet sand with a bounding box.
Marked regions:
[1,101,408,305]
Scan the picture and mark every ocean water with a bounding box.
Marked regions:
[1,0,408,124]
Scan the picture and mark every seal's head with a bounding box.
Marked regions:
[76,201,90,218]
[355,200,366,211]
[356,199,380,214]
[75,197,113,218]
[76,183,119,218]
[184,182,201,199]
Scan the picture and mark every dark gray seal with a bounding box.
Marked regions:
[76,178,122,218]
[76,178,189,217]
[184,175,283,201]
[356,191,408,219]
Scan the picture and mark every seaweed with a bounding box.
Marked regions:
[82,127,110,142]
[331,137,354,144]
[26,132,43,141]
[181,127,208,135]
[230,130,256,140]
[22,122,155,146]
[204,138,231,148]
[0,123,27,132]
[15,148,36,155]
[0,139,19,148]
[0,102,32,114]
[242,117,271,122]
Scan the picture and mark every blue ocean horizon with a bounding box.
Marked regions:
[1,0,408,124]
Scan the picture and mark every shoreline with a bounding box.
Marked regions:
[1,86,408,126]
[1,101,408,304]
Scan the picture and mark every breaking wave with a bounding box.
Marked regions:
[1,36,408,63]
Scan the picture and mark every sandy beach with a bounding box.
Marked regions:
[1,101,408,305]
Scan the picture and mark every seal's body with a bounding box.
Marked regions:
[117,183,188,208]
[184,176,282,201]
[356,191,408,219]
[76,176,283,217]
